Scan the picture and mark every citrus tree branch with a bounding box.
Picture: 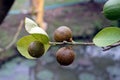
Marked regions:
[49,41,94,46]
[49,41,120,51]
[103,41,120,51]
[0,20,119,53]
[0,20,24,53]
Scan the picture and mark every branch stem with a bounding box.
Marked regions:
[49,41,120,51]
[0,20,23,53]
[49,41,94,46]
[103,41,120,51]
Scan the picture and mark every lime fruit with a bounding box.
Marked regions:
[28,41,45,58]
[103,0,120,20]
[56,47,75,66]
[54,26,72,42]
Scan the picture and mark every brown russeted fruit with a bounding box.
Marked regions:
[54,26,72,42]
[56,47,75,66]
[28,41,45,58]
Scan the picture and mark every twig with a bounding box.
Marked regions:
[0,20,24,53]
[103,41,120,51]
[0,20,119,52]
[49,41,120,51]
[49,41,94,46]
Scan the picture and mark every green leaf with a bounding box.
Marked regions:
[31,34,49,44]
[93,27,120,47]
[17,18,50,59]
[25,17,48,36]
[25,18,49,43]
[17,35,50,59]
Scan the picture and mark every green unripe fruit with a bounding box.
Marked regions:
[54,26,72,42]
[56,47,75,66]
[103,0,120,20]
[28,41,45,58]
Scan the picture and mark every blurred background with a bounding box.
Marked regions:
[0,0,120,80]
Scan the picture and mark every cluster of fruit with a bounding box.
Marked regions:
[28,26,75,66]
[17,0,120,66]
